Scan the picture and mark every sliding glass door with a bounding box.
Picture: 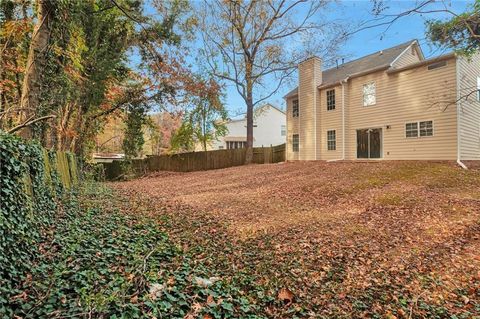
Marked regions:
[356,128,382,159]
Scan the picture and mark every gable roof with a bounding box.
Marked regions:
[284,40,420,98]
[228,103,285,123]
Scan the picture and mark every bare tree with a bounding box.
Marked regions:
[349,0,479,111]
[199,0,345,163]
[348,0,436,37]
[352,0,479,54]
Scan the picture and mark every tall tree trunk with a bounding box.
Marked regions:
[202,108,207,152]
[19,0,53,139]
[245,71,254,164]
[0,71,5,127]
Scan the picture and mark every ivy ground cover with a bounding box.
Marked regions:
[112,161,480,318]
[7,183,265,318]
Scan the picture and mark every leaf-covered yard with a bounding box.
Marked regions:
[112,161,480,318]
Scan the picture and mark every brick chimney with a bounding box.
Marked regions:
[298,57,322,160]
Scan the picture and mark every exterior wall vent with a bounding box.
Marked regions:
[427,61,447,70]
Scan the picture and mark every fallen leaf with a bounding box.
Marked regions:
[167,277,175,286]
[385,311,397,319]
[194,276,220,287]
[278,287,294,306]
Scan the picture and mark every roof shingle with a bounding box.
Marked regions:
[284,40,417,98]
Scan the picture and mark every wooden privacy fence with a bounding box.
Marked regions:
[146,143,285,172]
[33,150,80,191]
[104,143,285,179]
[13,148,79,197]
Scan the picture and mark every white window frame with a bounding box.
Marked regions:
[405,122,419,138]
[477,76,480,102]
[292,134,299,152]
[355,126,384,159]
[363,82,376,106]
[292,99,299,117]
[326,89,335,111]
[405,120,434,138]
[419,120,434,137]
[327,130,336,151]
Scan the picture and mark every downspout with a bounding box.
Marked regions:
[341,77,349,160]
[456,56,468,169]
[327,76,349,162]
[314,82,317,160]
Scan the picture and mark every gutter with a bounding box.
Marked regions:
[386,53,456,74]
[314,80,317,161]
[455,55,468,169]
[283,91,298,99]
[317,65,390,90]
[341,76,349,160]
[457,159,467,169]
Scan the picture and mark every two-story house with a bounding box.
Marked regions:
[208,103,286,150]
[284,40,480,167]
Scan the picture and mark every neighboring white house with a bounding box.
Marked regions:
[208,104,286,150]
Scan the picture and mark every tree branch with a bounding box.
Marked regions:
[345,0,435,37]
[8,114,56,134]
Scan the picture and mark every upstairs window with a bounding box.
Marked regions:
[477,77,480,102]
[292,99,299,117]
[326,89,335,111]
[292,134,299,152]
[363,82,376,106]
[281,125,286,136]
[327,130,336,150]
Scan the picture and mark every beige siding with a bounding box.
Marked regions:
[392,43,422,68]
[288,51,460,161]
[458,53,480,160]
[298,57,322,160]
[345,57,458,160]
[318,85,343,160]
[344,82,350,159]
[286,96,300,160]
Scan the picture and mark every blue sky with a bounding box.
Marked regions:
[142,0,474,116]
[219,0,473,115]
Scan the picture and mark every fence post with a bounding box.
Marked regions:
[270,144,273,163]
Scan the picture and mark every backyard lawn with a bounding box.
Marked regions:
[112,161,480,318]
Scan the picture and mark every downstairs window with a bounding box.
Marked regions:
[292,134,299,152]
[406,121,433,138]
[327,130,336,150]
